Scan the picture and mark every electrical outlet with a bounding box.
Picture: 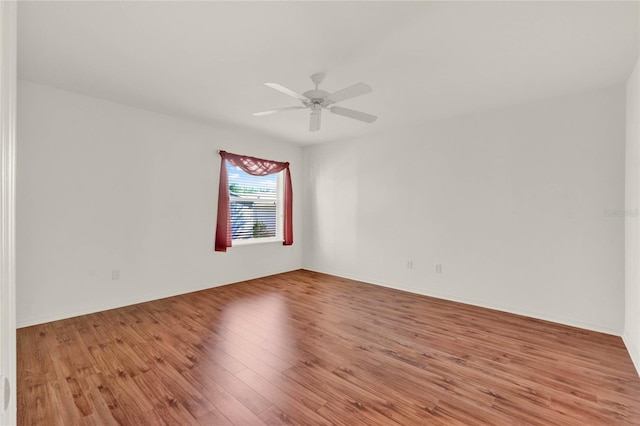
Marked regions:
[112,269,120,280]
[407,260,413,269]
[435,264,442,274]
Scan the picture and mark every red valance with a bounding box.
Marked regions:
[215,150,293,252]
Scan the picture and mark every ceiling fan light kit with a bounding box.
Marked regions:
[254,73,377,132]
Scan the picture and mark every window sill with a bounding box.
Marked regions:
[232,237,283,247]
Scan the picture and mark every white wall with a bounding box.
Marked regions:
[17,80,302,327]
[303,85,626,335]
[625,57,640,374]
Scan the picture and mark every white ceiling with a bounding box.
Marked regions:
[18,1,640,145]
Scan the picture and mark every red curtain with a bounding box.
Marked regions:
[215,150,293,252]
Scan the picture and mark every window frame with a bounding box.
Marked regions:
[227,163,284,246]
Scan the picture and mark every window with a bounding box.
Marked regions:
[227,162,283,243]
[215,150,293,252]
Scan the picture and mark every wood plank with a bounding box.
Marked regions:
[180,368,268,426]
[190,362,272,415]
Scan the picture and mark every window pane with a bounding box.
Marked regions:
[230,200,277,239]
[227,162,280,241]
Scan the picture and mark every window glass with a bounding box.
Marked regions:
[227,162,282,242]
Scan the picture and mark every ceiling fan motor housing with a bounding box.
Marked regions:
[302,89,331,108]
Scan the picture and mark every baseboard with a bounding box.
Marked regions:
[302,266,622,336]
[17,267,302,328]
[622,332,640,377]
[19,265,624,338]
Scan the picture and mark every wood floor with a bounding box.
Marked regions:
[17,270,640,425]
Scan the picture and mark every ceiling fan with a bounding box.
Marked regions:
[253,73,377,132]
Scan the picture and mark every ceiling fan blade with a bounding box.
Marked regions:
[329,106,377,123]
[309,110,321,132]
[325,82,372,104]
[264,83,308,101]
[253,106,307,116]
